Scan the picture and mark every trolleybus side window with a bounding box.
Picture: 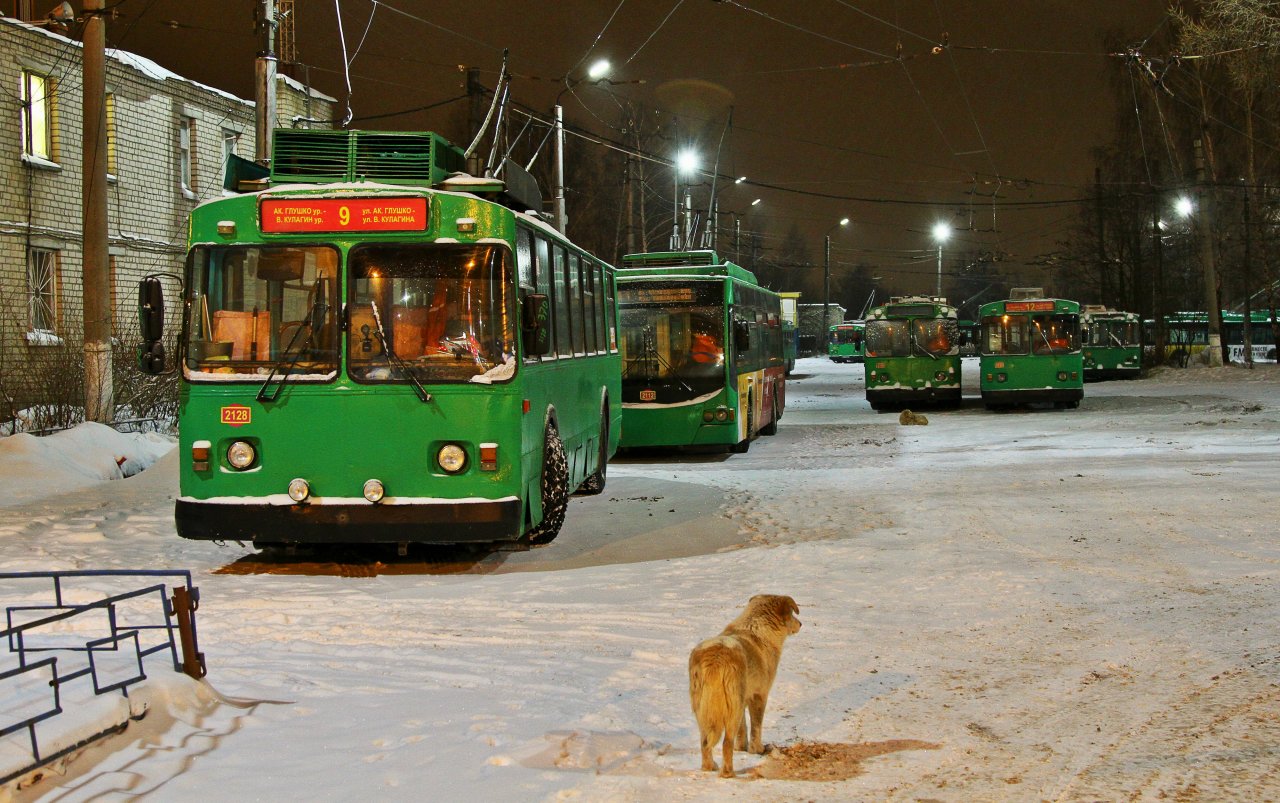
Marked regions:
[516,227,533,289]
[553,244,573,358]
[568,251,584,355]
[534,234,553,360]
[605,270,618,352]
[582,256,598,355]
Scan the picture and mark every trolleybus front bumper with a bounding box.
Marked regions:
[981,388,1083,406]
[867,387,961,407]
[176,497,522,545]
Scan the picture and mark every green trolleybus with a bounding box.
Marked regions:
[1081,306,1141,380]
[828,321,866,363]
[136,130,620,548]
[864,297,962,410]
[979,291,1083,409]
[616,251,784,452]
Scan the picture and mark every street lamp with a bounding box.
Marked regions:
[823,217,850,338]
[553,59,611,234]
[931,221,952,298]
[672,149,699,249]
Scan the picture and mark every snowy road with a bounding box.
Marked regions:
[5,357,1279,801]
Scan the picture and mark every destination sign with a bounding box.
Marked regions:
[1005,300,1056,312]
[260,197,428,233]
[620,287,697,305]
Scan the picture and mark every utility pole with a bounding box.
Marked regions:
[82,0,112,423]
[1193,137,1223,367]
[1242,181,1253,368]
[255,0,278,165]
[624,154,636,255]
[553,104,566,233]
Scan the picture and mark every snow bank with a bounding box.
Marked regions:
[0,423,174,507]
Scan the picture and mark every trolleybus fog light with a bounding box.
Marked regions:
[227,440,256,470]
[363,479,385,503]
[287,478,310,502]
[996,373,1007,383]
[192,440,211,472]
[703,411,714,422]
[437,444,468,474]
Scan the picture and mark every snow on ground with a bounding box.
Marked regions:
[2,358,1279,801]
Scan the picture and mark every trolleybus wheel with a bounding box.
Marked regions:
[525,424,569,545]
[730,394,753,453]
[760,395,779,436]
[577,408,609,496]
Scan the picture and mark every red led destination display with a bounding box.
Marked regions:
[1005,300,1056,312]
[260,197,428,233]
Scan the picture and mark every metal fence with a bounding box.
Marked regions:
[0,570,204,786]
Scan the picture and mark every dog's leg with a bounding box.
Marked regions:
[747,694,766,753]
[700,728,717,772]
[721,714,739,778]
[734,713,748,750]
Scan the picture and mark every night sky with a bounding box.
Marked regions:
[103,0,1172,300]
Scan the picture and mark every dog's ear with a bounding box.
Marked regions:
[783,596,799,616]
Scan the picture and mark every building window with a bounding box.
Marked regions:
[179,116,195,194]
[221,129,240,188]
[20,70,52,160]
[105,92,117,176]
[27,247,59,334]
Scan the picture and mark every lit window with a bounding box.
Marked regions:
[105,92,117,176]
[27,248,58,333]
[20,70,52,160]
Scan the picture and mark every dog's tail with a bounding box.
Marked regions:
[689,640,746,743]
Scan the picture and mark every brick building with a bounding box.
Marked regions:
[0,15,333,413]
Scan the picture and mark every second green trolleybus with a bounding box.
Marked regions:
[979,291,1083,409]
[1081,305,1142,380]
[616,251,785,453]
[863,297,962,410]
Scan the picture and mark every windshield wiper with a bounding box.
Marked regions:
[258,281,328,403]
[623,325,692,392]
[912,333,940,360]
[370,300,431,403]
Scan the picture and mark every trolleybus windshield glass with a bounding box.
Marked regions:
[865,320,910,357]
[1030,314,1079,354]
[913,319,958,355]
[982,313,1029,355]
[619,280,725,402]
[348,243,516,384]
[185,245,340,378]
[1086,319,1138,347]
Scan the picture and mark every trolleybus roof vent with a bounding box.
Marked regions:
[621,250,718,268]
[270,129,466,187]
[1009,287,1046,300]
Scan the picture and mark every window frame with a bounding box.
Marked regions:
[20,69,53,162]
[26,246,59,336]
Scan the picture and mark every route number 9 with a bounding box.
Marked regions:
[338,205,351,227]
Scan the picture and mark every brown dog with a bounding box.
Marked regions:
[688,594,802,777]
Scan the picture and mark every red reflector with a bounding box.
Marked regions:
[192,445,210,461]
[522,399,530,414]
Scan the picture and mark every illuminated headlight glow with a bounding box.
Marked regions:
[437,444,468,474]
[226,441,256,470]
[287,478,310,502]
[363,479,385,503]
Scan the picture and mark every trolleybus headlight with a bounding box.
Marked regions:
[1058,371,1069,381]
[714,408,730,423]
[363,479,385,503]
[996,372,1007,383]
[437,443,468,474]
[935,371,949,382]
[226,440,256,470]
[703,411,714,423]
[287,478,310,502]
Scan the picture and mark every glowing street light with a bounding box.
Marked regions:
[672,149,700,249]
[1175,196,1194,218]
[931,221,952,298]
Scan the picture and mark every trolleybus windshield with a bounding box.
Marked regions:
[619,280,726,402]
[348,243,516,384]
[982,312,1078,355]
[1085,318,1139,347]
[185,245,340,379]
[865,318,958,357]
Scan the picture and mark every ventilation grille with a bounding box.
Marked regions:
[270,130,465,186]
[621,251,718,268]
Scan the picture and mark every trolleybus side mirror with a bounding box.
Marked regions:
[137,277,166,375]
[522,293,551,357]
